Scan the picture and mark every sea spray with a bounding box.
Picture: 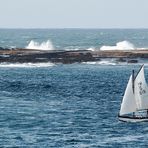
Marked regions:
[100,41,135,50]
[26,40,54,50]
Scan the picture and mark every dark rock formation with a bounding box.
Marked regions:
[0,48,94,64]
[0,47,148,64]
[116,58,127,63]
[127,59,138,63]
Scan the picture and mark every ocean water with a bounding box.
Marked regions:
[0,29,148,147]
[1,29,148,50]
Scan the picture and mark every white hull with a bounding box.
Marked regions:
[119,117,148,122]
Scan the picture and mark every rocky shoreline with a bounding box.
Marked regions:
[0,47,148,64]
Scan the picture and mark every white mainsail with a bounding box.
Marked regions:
[134,66,148,110]
[119,75,137,115]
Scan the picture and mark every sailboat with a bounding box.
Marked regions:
[118,65,148,122]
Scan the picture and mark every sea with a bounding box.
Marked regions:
[0,29,148,147]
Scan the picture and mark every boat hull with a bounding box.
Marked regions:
[118,115,148,122]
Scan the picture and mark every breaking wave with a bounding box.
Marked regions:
[0,62,55,68]
[86,47,95,51]
[26,40,54,50]
[64,47,96,51]
[83,60,117,65]
[100,41,135,51]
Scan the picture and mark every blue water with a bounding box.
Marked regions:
[0,64,148,147]
[1,29,148,49]
[0,29,148,147]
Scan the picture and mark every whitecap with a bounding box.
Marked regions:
[100,40,135,51]
[0,62,55,68]
[83,60,116,65]
[86,47,95,51]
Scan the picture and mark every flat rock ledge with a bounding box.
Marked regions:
[0,47,148,64]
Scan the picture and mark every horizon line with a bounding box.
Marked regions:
[0,27,148,30]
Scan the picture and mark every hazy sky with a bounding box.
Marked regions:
[0,0,147,28]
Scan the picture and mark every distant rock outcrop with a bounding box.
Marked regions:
[0,47,148,64]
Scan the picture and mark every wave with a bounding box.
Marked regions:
[83,59,146,65]
[100,41,135,51]
[86,47,95,51]
[83,61,140,66]
[83,60,117,65]
[64,47,96,51]
[0,62,55,68]
[26,40,54,50]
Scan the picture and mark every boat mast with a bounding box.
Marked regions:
[132,70,135,117]
[132,70,135,93]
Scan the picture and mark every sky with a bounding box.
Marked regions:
[0,0,148,28]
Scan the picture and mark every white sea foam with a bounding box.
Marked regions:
[26,40,54,50]
[64,47,96,51]
[0,62,55,68]
[65,48,80,51]
[86,47,95,51]
[100,40,135,51]
[98,61,116,65]
[83,60,116,65]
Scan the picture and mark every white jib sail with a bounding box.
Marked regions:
[134,66,148,110]
[120,75,137,115]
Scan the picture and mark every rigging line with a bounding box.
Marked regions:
[134,64,144,81]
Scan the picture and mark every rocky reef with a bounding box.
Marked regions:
[0,47,148,64]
